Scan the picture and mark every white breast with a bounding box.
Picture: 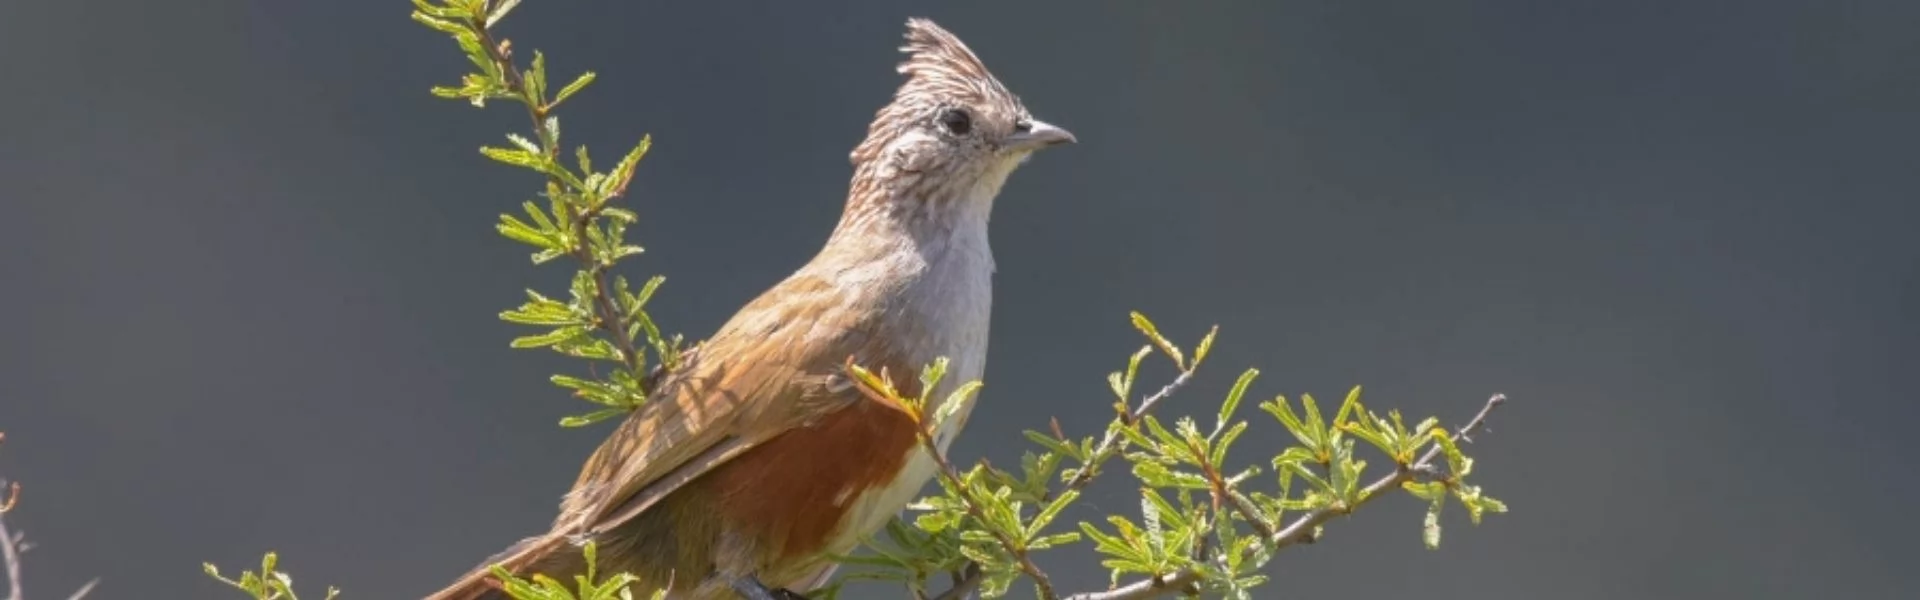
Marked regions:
[827,187,997,551]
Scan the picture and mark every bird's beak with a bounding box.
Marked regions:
[1007,118,1077,151]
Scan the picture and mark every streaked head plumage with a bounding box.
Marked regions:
[844,18,1074,211]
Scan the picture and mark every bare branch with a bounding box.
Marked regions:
[2,501,20,600]
[1063,394,1508,600]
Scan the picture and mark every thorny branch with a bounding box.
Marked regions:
[1062,394,1508,600]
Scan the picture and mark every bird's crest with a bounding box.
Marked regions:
[850,18,1025,165]
[895,18,1017,111]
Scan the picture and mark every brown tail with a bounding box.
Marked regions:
[422,533,570,600]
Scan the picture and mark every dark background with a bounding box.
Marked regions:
[3,0,1916,598]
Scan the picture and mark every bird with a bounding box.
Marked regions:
[425,17,1075,600]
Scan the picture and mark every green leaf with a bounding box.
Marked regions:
[1108,344,1153,409]
[496,214,559,249]
[1129,311,1184,369]
[558,407,628,428]
[1432,430,1470,477]
[485,0,524,27]
[1400,481,1447,501]
[1423,498,1443,549]
[500,300,578,326]
[553,336,623,361]
[542,116,561,150]
[1191,325,1219,367]
[918,357,949,403]
[480,145,546,169]
[606,135,653,194]
[1027,489,1080,539]
[1027,531,1081,550]
[1022,430,1078,459]
[1272,446,1316,469]
[519,199,559,233]
[555,72,597,106]
[1217,368,1258,432]
[411,0,472,18]
[410,11,470,36]
[525,51,549,106]
[1332,385,1363,435]
[1330,439,1366,502]
[1132,461,1210,490]
[934,380,983,429]
[625,275,664,320]
[914,509,959,533]
[1261,396,1321,453]
[1280,461,1335,496]
[1300,392,1327,448]
[1141,415,1187,461]
[1341,418,1398,459]
[1209,420,1247,469]
[510,326,586,349]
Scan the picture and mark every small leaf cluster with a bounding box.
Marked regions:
[1398,428,1509,549]
[410,0,684,427]
[482,541,659,600]
[204,553,339,600]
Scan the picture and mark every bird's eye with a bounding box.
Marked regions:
[1014,119,1033,134]
[939,108,972,135]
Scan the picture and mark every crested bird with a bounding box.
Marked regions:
[426,18,1075,600]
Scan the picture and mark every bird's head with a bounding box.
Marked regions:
[843,18,1074,223]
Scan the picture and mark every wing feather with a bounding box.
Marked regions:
[550,272,878,537]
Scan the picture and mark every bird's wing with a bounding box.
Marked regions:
[551,275,902,538]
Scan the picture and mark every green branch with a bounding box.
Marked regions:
[411,0,683,427]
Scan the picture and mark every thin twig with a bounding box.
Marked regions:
[64,578,98,600]
[927,563,982,600]
[1064,368,1197,492]
[1219,487,1277,542]
[1063,394,1508,600]
[1,501,20,600]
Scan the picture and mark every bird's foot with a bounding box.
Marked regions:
[730,576,811,600]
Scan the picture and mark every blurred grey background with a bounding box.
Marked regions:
[2,0,1916,598]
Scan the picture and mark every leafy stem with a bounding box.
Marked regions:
[847,360,1063,600]
[411,0,680,426]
